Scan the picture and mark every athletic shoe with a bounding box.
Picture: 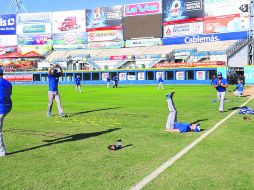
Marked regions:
[0,151,6,157]
[59,113,65,117]
[47,112,53,117]
[166,92,175,99]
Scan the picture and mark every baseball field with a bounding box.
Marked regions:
[0,85,253,190]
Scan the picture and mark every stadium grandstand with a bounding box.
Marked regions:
[0,0,254,84]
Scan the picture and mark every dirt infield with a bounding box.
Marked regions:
[244,85,254,96]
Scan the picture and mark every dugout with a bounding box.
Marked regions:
[3,67,223,85]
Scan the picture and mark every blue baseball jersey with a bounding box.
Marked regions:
[48,75,59,91]
[107,78,110,82]
[236,83,244,92]
[173,122,191,133]
[158,77,163,83]
[0,78,12,114]
[75,77,81,85]
[213,77,228,92]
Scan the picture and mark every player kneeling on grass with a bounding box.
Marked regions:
[233,79,244,97]
[0,68,12,157]
[164,92,200,133]
[47,64,65,117]
[75,75,82,93]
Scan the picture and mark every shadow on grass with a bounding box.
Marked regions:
[190,119,208,124]
[228,106,247,111]
[67,107,123,117]
[7,128,121,156]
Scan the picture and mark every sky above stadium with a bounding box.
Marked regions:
[0,0,156,13]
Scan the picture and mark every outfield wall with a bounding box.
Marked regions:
[4,67,220,85]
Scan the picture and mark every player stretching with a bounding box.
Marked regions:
[75,75,82,93]
[0,69,12,157]
[164,92,200,133]
[158,75,165,90]
[47,64,65,117]
[212,72,228,112]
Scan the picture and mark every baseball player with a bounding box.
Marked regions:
[212,72,229,112]
[47,64,65,117]
[113,75,119,88]
[164,92,200,133]
[158,75,165,90]
[106,77,110,88]
[233,79,244,97]
[0,68,12,157]
[75,75,82,93]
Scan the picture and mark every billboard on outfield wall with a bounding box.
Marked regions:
[17,23,52,34]
[205,0,250,17]
[0,14,16,35]
[204,14,249,34]
[52,32,87,45]
[18,45,53,55]
[17,12,52,24]
[124,14,162,39]
[87,29,123,42]
[124,1,161,17]
[0,46,17,55]
[162,0,204,25]
[162,31,248,45]
[17,34,53,45]
[88,41,124,49]
[86,5,123,31]
[125,38,162,47]
[53,44,87,49]
[163,22,203,37]
[244,66,254,84]
[0,35,17,46]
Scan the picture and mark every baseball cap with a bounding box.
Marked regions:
[0,68,3,75]
[194,123,201,133]
[217,72,222,76]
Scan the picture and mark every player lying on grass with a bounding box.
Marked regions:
[164,92,200,133]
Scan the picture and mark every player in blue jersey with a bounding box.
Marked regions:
[158,75,165,90]
[0,69,12,157]
[113,75,119,88]
[233,79,244,97]
[164,92,200,133]
[213,72,229,112]
[47,64,65,117]
[75,75,82,93]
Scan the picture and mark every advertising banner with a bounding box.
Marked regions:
[102,73,109,81]
[156,72,165,80]
[53,44,87,49]
[52,10,86,33]
[17,23,52,34]
[244,66,254,84]
[0,46,17,55]
[138,72,145,80]
[176,71,185,80]
[204,14,249,34]
[86,6,123,31]
[128,74,136,80]
[154,61,225,68]
[110,55,127,60]
[87,29,123,42]
[124,1,161,17]
[0,35,17,46]
[196,70,205,80]
[4,74,33,82]
[125,38,162,47]
[162,31,248,45]
[88,41,124,49]
[119,73,127,80]
[17,12,52,24]
[162,0,204,25]
[52,32,87,45]
[18,34,53,45]
[205,0,250,17]
[0,14,16,35]
[164,22,203,37]
[18,45,53,55]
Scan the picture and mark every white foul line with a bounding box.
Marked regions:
[129,96,254,190]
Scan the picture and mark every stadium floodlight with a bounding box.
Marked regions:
[5,0,28,14]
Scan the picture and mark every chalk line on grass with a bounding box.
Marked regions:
[129,96,254,190]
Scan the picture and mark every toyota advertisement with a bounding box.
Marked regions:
[124,1,161,17]
[87,29,123,42]
[162,0,204,25]
[164,22,203,37]
[0,14,16,35]
[86,6,123,31]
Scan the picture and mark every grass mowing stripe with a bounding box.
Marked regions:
[129,96,254,190]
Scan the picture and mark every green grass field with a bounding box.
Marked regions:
[0,84,253,190]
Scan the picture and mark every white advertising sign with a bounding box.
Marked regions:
[164,22,204,37]
[156,72,164,80]
[196,71,205,80]
[0,35,17,46]
[87,30,123,42]
[102,73,109,81]
[17,12,52,24]
[176,71,185,80]
[119,73,127,80]
[125,38,162,47]
[128,75,136,80]
[138,72,145,80]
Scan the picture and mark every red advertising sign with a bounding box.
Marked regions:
[109,55,127,60]
[154,61,225,68]
[4,74,33,82]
